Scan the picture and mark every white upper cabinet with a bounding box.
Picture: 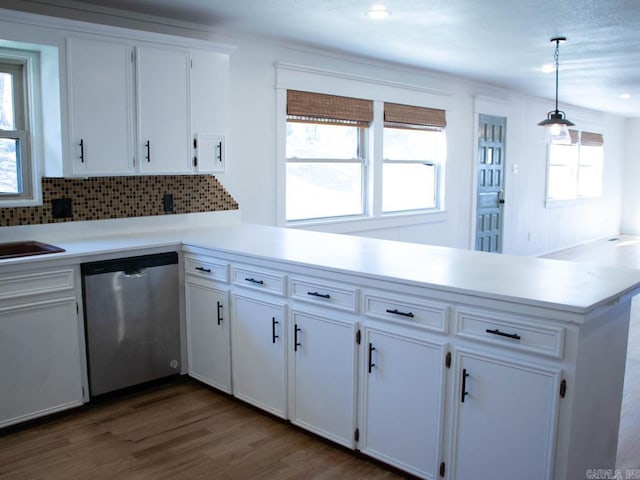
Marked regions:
[191,50,229,173]
[67,36,135,175]
[64,34,230,176]
[137,46,191,174]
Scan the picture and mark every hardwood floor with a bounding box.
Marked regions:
[543,235,640,471]
[0,378,407,479]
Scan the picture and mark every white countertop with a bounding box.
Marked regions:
[3,222,640,314]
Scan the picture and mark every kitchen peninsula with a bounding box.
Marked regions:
[1,217,639,480]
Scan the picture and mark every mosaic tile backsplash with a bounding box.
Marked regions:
[0,175,238,227]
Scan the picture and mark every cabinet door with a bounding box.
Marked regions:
[360,326,447,479]
[231,294,287,418]
[185,280,231,393]
[0,299,83,428]
[289,309,358,448]
[67,36,135,175]
[137,46,191,173]
[451,350,561,480]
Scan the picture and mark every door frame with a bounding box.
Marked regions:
[470,96,515,252]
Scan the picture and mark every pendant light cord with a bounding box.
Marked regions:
[554,39,560,112]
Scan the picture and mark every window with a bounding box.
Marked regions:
[0,60,31,200]
[382,103,446,213]
[284,90,447,224]
[546,130,603,201]
[286,90,372,222]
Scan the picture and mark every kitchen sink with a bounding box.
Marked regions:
[0,241,65,259]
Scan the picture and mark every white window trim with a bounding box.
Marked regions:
[277,92,447,229]
[0,47,42,207]
[544,137,604,208]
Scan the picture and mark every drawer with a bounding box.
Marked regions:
[0,268,74,301]
[184,255,228,283]
[363,291,448,333]
[290,277,358,312]
[455,308,565,359]
[232,265,286,296]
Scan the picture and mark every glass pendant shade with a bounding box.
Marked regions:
[538,110,574,145]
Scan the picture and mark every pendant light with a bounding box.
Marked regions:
[538,36,575,144]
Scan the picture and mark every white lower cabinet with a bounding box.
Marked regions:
[449,349,561,480]
[0,298,83,428]
[289,309,358,448]
[185,279,231,393]
[360,325,448,479]
[231,293,287,418]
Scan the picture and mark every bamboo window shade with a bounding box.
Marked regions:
[568,129,579,144]
[580,131,604,146]
[384,102,447,129]
[287,90,373,126]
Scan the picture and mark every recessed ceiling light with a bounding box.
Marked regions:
[540,64,555,74]
[366,5,391,19]
[620,93,631,100]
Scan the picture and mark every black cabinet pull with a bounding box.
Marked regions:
[195,266,211,273]
[245,277,264,285]
[368,343,376,373]
[272,317,279,344]
[307,291,330,299]
[486,328,521,341]
[294,324,302,351]
[79,139,85,163]
[216,301,223,326]
[461,368,470,403]
[386,308,414,318]
[145,140,151,162]
[217,141,223,163]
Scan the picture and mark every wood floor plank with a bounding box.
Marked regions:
[0,379,409,479]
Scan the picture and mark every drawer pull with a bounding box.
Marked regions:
[307,291,330,299]
[245,277,264,285]
[195,266,211,273]
[486,328,521,341]
[386,308,414,318]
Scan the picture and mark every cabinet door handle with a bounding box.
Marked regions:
[294,324,302,351]
[195,266,211,273]
[272,317,279,343]
[307,291,330,299]
[386,308,414,318]
[461,368,470,403]
[216,301,223,325]
[217,141,223,163]
[245,277,264,285]
[486,328,521,341]
[79,139,85,163]
[368,343,376,373]
[145,140,151,162]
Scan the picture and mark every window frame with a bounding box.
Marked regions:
[0,49,40,206]
[276,84,449,229]
[545,130,604,204]
[381,125,445,214]
[285,121,369,223]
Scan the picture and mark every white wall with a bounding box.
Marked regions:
[221,36,625,256]
[0,5,629,257]
[622,118,640,234]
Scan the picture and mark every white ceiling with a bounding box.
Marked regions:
[19,0,640,117]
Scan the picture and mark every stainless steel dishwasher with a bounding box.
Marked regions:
[82,252,180,397]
